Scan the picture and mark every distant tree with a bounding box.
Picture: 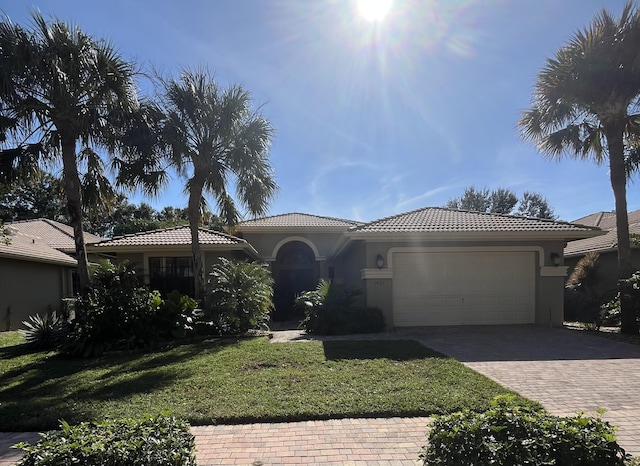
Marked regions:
[489,188,518,214]
[518,2,640,334]
[446,187,491,212]
[0,219,9,245]
[517,192,556,220]
[446,186,555,219]
[0,173,66,222]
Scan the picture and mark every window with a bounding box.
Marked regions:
[149,256,195,297]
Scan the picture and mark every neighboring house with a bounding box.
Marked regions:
[565,209,640,296]
[235,208,601,327]
[0,218,104,330]
[87,226,260,297]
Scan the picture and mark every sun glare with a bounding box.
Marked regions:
[357,0,393,22]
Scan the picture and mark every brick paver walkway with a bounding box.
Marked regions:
[0,418,429,466]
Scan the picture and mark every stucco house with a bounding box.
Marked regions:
[88,225,259,297]
[565,209,640,296]
[89,207,602,328]
[0,219,102,330]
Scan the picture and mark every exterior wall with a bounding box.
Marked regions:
[0,258,73,331]
[565,250,640,298]
[355,239,568,328]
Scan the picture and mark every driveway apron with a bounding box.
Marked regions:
[399,325,640,455]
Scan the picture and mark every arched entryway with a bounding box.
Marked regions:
[271,240,319,321]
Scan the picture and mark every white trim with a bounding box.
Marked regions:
[539,266,569,277]
[385,246,545,270]
[269,236,324,261]
[361,268,393,280]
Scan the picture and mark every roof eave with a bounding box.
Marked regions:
[0,251,77,267]
[236,226,356,234]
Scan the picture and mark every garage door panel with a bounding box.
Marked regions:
[392,251,535,326]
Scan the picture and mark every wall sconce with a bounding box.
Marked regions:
[376,254,385,269]
[550,252,561,266]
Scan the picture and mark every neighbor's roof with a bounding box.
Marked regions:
[90,225,249,248]
[565,223,640,257]
[571,209,640,230]
[348,207,603,239]
[7,218,103,251]
[0,227,77,266]
[237,213,362,230]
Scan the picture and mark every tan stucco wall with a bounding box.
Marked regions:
[565,250,640,298]
[0,258,73,331]
[339,238,568,328]
[241,232,344,260]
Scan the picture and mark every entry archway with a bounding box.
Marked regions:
[271,240,319,321]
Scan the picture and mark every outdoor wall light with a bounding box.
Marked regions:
[550,252,561,266]
[376,254,385,269]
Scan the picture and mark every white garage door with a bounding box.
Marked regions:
[392,251,535,326]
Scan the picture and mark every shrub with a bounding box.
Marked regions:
[420,395,626,466]
[20,312,70,350]
[206,258,274,334]
[565,252,603,324]
[155,290,202,338]
[62,261,162,357]
[15,415,196,466]
[297,280,384,335]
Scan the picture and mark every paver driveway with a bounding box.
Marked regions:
[398,325,640,455]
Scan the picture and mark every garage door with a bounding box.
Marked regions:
[393,251,535,326]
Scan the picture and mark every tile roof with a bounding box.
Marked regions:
[565,222,640,256]
[237,213,362,229]
[571,209,640,230]
[7,218,103,251]
[91,226,246,247]
[350,207,602,234]
[0,227,77,265]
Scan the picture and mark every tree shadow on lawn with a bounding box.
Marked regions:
[322,339,447,361]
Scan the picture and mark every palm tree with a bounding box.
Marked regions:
[519,2,640,334]
[159,69,277,299]
[0,13,139,292]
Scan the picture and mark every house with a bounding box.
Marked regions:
[564,209,640,296]
[0,217,102,330]
[236,209,602,327]
[89,208,602,328]
[88,226,259,297]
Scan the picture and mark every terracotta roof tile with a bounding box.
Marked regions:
[7,218,103,250]
[92,226,245,247]
[0,228,77,265]
[571,209,640,230]
[238,213,362,228]
[351,207,602,233]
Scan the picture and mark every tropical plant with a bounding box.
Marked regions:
[20,312,70,350]
[420,395,626,466]
[519,2,640,334]
[157,69,277,298]
[0,13,139,292]
[206,258,274,334]
[63,261,161,357]
[296,280,382,335]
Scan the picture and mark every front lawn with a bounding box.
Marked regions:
[0,332,536,431]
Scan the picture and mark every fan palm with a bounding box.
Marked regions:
[0,13,139,292]
[159,69,277,299]
[519,2,640,334]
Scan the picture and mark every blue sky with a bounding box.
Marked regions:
[4,0,639,222]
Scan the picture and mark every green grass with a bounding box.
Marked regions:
[0,332,536,431]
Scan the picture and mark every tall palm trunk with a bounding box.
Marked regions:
[61,136,91,293]
[188,177,206,300]
[605,124,637,334]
